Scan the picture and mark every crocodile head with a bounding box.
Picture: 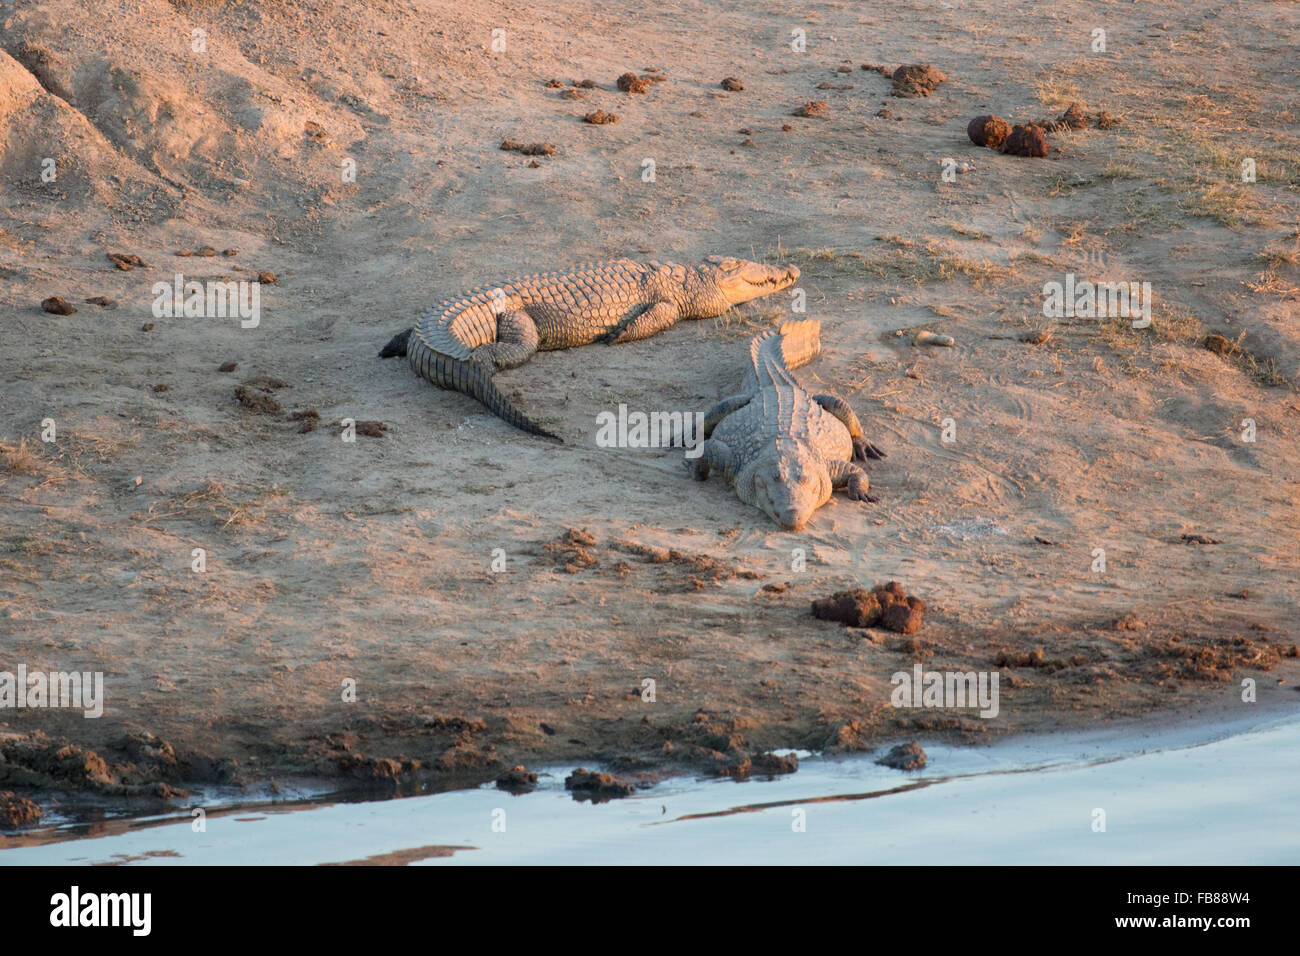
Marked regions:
[693,256,800,314]
[748,439,832,530]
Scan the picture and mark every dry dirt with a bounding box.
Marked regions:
[1,0,1298,800]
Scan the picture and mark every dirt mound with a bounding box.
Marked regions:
[891,64,946,97]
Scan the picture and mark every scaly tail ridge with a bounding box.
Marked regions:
[407,335,561,441]
[748,319,821,387]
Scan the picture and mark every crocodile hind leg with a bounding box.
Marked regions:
[702,394,752,437]
[606,301,681,345]
[473,309,540,369]
[812,393,886,462]
[828,459,878,503]
[686,437,734,481]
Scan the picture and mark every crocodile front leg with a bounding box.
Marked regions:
[472,309,541,369]
[606,301,681,345]
[686,437,735,482]
[827,459,878,503]
[702,394,752,437]
[812,393,886,462]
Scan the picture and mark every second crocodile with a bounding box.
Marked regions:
[379,257,800,440]
[689,319,885,529]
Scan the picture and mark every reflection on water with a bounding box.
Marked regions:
[3,709,1298,865]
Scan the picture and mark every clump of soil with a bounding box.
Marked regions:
[720,76,744,91]
[1181,533,1220,545]
[0,791,41,829]
[573,78,598,88]
[891,64,946,98]
[1095,110,1122,129]
[85,295,116,307]
[495,766,538,793]
[1001,123,1049,157]
[1203,333,1239,355]
[749,751,799,775]
[617,72,651,94]
[351,420,387,438]
[565,768,635,801]
[40,296,77,315]
[583,110,619,125]
[234,384,281,414]
[336,753,420,780]
[106,252,148,270]
[500,140,557,156]
[1042,101,1088,131]
[876,741,927,770]
[792,100,830,118]
[218,361,238,372]
[996,647,1045,668]
[613,538,759,589]
[811,582,927,632]
[291,409,320,433]
[543,527,598,573]
[967,114,1011,149]
[1115,613,1145,631]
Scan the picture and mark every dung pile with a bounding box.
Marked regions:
[811,581,927,633]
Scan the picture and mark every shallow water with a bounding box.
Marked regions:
[4,708,1298,865]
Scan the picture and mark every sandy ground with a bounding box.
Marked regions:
[1,0,1299,801]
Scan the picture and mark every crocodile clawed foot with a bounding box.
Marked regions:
[854,438,887,462]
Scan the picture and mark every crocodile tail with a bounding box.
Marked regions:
[408,338,561,441]
[749,319,821,385]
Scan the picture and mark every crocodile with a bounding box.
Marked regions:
[689,319,886,530]
[379,257,800,439]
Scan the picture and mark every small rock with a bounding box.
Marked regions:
[565,768,635,801]
[1020,329,1052,344]
[583,110,619,125]
[41,296,77,315]
[495,766,539,793]
[141,323,154,332]
[85,295,116,308]
[876,742,927,770]
[1115,613,1145,631]
[720,77,744,91]
[222,249,239,257]
[197,246,217,257]
[1095,110,1122,129]
[218,361,238,373]
[257,271,277,284]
